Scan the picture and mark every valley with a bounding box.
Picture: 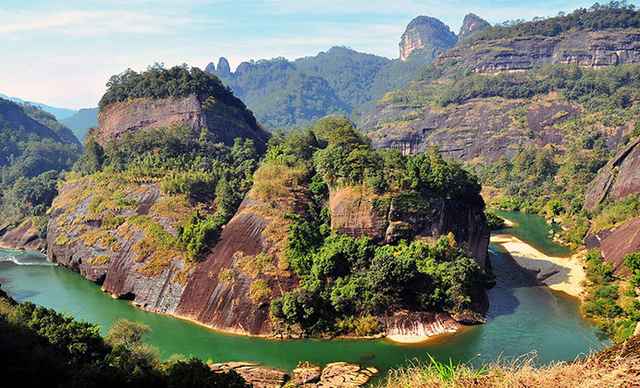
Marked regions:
[2,2,640,387]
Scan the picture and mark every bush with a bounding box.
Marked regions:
[178,213,221,261]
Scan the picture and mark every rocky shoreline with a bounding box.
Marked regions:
[210,361,379,388]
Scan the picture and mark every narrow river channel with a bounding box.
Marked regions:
[0,212,609,377]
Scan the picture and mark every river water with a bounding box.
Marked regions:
[0,212,609,376]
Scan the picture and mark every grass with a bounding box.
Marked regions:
[379,342,640,388]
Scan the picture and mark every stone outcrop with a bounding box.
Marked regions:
[210,362,377,388]
[95,95,269,151]
[399,16,457,61]
[328,185,490,269]
[438,29,640,74]
[47,181,186,313]
[458,13,491,41]
[385,310,462,339]
[585,217,640,275]
[585,137,640,211]
[210,362,288,388]
[175,198,297,335]
[0,219,46,252]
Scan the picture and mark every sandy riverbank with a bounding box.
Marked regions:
[491,234,585,298]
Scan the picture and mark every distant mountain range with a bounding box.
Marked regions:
[2,12,491,135]
[207,13,491,129]
[0,93,77,120]
[0,93,97,141]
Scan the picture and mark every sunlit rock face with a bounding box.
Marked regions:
[399,16,457,61]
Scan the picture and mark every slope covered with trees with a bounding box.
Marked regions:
[0,293,247,387]
[208,47,435,129]
[0,98,81,239]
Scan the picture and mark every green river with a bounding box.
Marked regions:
[0,212,609,377]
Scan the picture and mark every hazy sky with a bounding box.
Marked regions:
[1,0,636,108]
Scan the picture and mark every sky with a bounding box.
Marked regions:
[0,0,637,109]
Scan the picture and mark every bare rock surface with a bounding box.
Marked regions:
[399,16,457,61]
[210,362,288,388]
[210,361,377,388]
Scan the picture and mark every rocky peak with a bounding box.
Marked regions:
[399,16,457,61]
[458,13,491,41]
[204,57,231,76]
[216,57,231,76]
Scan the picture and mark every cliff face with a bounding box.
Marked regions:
[364,93,592,162]
[399,16,457,61]
[96,95,269,151]
[439,29,640,74]
[458,13,491,42]
[584,138,640,211]
[586,217,640,275]
[47,179,186,312]
[329,186,489,269]
[0,219,46,252]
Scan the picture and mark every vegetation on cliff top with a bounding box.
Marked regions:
[98,64,256,126]
[257,117,488,336]
[472,1,640,42]
[0,294,248,387]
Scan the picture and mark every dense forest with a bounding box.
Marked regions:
[0,98,81,234]
[0,293,247,387]
[255,118,488,336]
[209,47,434,129]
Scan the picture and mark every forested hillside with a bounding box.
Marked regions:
[0,98,81,244]
[208,47,435,129]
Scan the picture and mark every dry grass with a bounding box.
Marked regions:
[380,338,640,388]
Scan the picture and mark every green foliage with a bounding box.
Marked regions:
[624,251,640,286]
[212,46,434,129]
[485,210,506,230]
[582,249,639,342]
[0,98,81,229]
[265,119,488,336]
[0,297,249,387]
[74,125,260,263]
[473,2,640,41]
[99,64,253,120]
[273,233,486,335]
[178,213,220,261]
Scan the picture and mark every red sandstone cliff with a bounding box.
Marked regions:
[94,95,269,151]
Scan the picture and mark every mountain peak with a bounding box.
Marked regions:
[399,16,457,61]
[217,57,231,75]
[458,13,491,41]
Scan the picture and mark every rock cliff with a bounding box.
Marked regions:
[47,180,186,312]
[0,219,46,252]
[458,13,491,41]
[399,16,457,61]
[364,93,591,162]
[585,217,640,275]
[584,137,640,211]
[96,95,269,151]
[438,29,640,74]
[329,185,489,269]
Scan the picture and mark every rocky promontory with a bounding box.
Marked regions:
[399,16,457,61]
